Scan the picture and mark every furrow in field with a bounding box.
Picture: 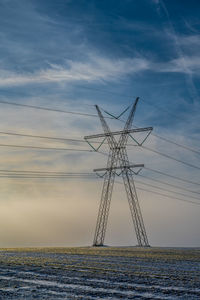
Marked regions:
[0,272,200,299]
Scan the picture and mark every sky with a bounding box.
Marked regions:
[0,0,200,247]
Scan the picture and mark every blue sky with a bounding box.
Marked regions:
[0,0,200,131]
[0,0,200,247]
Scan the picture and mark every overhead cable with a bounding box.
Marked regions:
[0,100,111,118]
[136,186,200,206]
[115,180,200,206]
[134,179,200,201]
[138,173,200,195]
[141,145,200,171]
[0,143,93,152]
[145,167,200,186]
[0,98,199,157]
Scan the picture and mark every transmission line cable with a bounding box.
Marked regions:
[21,128,200,164]
[1,98,199,157]
[109,104,200,158]
[0,175,95,179]
[116,115,200,158]
[150,133,200,156]
[97,150,200,187]
[1,171,199,205]
[136,186,200,206]
[138,173,200,195]
[0,143,93,152]
[145,167,200,186]
[0,128,199,169]
[0,131,86,143]
[1,100,200,170]
[141,145,200,171]
[0,100,112,118]
[0,170,93,175]
[0,130,137,147]
[1,167,199,198]
[134,179,200,201]
[115,180,200,206]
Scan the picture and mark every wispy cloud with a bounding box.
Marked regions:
[153,56,200,74]
[151,0,199,100]
[0,55,149,87]
[178,34,200,48]
[1,51,200,88]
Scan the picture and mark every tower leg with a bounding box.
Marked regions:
[93,170,115,246]
[122,170,149,247]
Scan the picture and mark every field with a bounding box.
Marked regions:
[0,247,199,299]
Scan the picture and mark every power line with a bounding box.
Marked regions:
[0,170,96,178]
[1,100,200,179]
[145,167,200,186]
[86,129,200,172]
[118,119,200,158]
[0,170,199,206]
[150,132,200,156]
[1,98,200,158]
[97,151,200,187]
[0,99,112,119]
[0,175,95,179]
[1,97,199,157]
[93,168,200,202]
[136,186,200,206]
[110,103,200,156]
[1,128,199,173]
[1,168,199,197]
[138,173,200,195]
[0,83,191,130]
[0,130,137,147]
[0,100,97,117]
[0,128,199,174]
[0,170,93,175]
[141,145,200,171]
[115,180,200,206]
[115,180,200,205]
[0,84,189,125]
[0,143,93,152]
[0,131,85,143]
[134,179,200,201]
[100,96,200,155]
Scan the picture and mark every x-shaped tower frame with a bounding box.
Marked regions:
[84,98,153,247]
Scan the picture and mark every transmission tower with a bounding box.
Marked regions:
[84,98,153,247]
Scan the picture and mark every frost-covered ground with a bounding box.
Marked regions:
[0,247,199,299]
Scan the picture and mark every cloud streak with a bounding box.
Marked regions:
[1,52,200,88]
[0,55,149,87]
[153,56,200,74]
[152,0,199,100]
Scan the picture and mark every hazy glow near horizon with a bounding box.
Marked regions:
[0,0,199,247]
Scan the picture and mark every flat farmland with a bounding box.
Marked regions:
[0,247,199,299]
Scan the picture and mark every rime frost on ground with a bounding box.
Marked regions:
[0,247,199,299]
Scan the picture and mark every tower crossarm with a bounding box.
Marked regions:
[94,164,144,172]
[84,127,152,140]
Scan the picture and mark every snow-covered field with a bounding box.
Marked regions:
[0,247,199,299]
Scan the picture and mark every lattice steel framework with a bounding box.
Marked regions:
[84,98,153,247]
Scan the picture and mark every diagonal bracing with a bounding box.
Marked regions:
[84,98,153,247]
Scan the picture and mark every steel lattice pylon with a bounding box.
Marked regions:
[84,98,153,247]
